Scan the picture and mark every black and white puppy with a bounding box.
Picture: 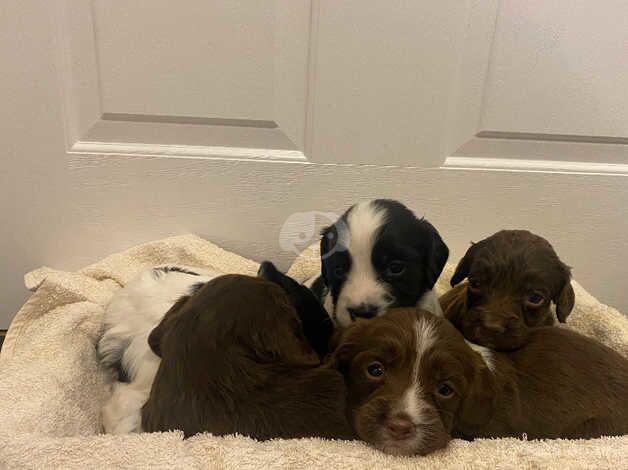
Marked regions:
[309,199,448,327]
[98,266,218,434]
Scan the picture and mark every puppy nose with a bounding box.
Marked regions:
[387,414,415,440]
[347,304,378,319]
[482,319,505,334]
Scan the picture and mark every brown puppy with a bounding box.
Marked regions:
[332,308,490,455]
[441,230,575,350]
[333,307,628,455]
[142,274,354,440]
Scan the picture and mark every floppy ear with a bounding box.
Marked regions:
[439,284,468,326]
[423,222,449,289]
[554,271,575,323]
[329,326,359,374]
[331,343,353,375]
[457,352,496,433]
[328,328,344,353]
[319,225,334,285]
[147,295,190,357]
[258,260,294,290]
[259,260,334,358]
[451,242,482,287]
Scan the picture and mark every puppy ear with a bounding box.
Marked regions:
[439,284,468,327]
[258,260,295,291]
[451,242,481,287]
[319,225,334,285]
[331,343,353,374]
[328,328,344,353]
[147,295,189,357]
[330,327,358,373]
[259,260,334,358]
[422,221,449,289]
[554,266,575,322]
[457,352,496,432]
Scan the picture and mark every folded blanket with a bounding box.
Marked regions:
[1,234,626,469]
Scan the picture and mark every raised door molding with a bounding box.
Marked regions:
[444,0,628,175]
[308,0,471,167]
[53,1,628,173]
[54,0,311,163]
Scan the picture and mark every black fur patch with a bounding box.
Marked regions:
[309,276,327,302]
[189,282,207,296]
[114,362,130,383]
[154,266,200,276]
[258,261,335,358]
[97,340,131,383]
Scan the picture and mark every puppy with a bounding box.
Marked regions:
[98,266,217,433]
[99,261,334,435]
[142,274,355,440]
[332,307,485,455]
[310,199,449,327]
[440,230,575,350]
[333,307,628,455]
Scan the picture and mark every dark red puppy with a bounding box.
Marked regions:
[441,230,575,350]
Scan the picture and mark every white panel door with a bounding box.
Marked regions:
[59,0,310,158]
[1,0,627,327]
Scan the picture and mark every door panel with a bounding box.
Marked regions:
[481,0,628,138]
[60,0,310,158]
[94,1,276,120]
[446,0,628,171]
[309,0,469,166]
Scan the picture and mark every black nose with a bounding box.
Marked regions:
[347,304,378,319]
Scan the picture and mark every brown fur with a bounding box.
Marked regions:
[442,230,575,350]
[142,274,355,440]
[332,308,491,455]
[332,307,628,455]
[469,326,628,440]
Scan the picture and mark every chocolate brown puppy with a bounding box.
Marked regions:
[441,230,575,350]
[333,307,628,455]
[142,274,354,440]
[332,308,490,455]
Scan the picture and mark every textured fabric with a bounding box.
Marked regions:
[0,234,626,469]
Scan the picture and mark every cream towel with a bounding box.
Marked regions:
[0,234,626,469]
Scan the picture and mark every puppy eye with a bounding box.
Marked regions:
[333,266,346,279]
[526,293,545,307]
[468,278,481,291]
[436,383,454,397]
[386,261,406,277]
[366,362,384,378]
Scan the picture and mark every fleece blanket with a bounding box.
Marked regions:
[0,234,627,470]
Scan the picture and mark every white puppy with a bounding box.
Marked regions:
[98,266,218,433]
